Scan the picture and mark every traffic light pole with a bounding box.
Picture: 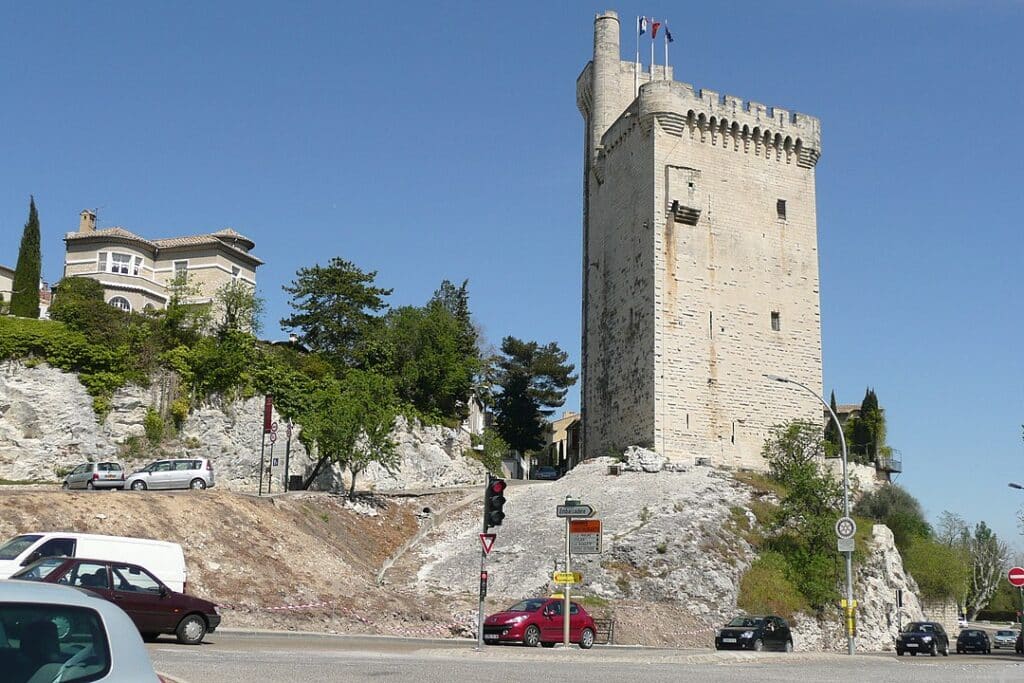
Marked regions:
[563,514,571,648]
[476,478,488,651]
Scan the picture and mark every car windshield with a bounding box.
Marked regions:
[0,601,112,683]
[505,599,547,613]
[726,617,764,627]
[997,631,1014,636]
[9,557,66,581]
[0,535,42,561]
[904,622,934,633]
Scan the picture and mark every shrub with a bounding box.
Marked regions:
[737,551,810,621]
[170,398,190,431]
[143,408,164,445]
[903,538,969,601]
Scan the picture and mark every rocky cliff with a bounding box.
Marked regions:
[0,360,485,491]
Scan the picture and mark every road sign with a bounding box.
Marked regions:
[835,516,856,540]
[1008,566,1024,587]
[556,504,595,518]
[837,537,855,553]
[479,533,496,555]
[569,519,602,554]
[553,571,582,584]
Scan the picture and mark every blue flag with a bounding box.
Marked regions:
[665,27,674,43]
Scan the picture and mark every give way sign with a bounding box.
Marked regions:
[1008,566,1024,587]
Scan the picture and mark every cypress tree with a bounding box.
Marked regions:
[824,390,842,457]
[10,197,41,318]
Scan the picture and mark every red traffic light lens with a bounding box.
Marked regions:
[490,479,506,494]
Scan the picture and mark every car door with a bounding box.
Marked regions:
[68,464,89,489]
[110,562,167,633]
[776,618,791,649]
[148,461,175,489]
[540,601,564,642]
[25,537,77,566]
[171,460,196,488]
[568,603,586,640]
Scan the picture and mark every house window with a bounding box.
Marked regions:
[231,266,240,280]
[771,311,781,331]
[110,253,131,274]
[173,260,188,280]
[108,296,131,312]
[97,252,107,271]
[133,256,142,276]
[776,199,787,219]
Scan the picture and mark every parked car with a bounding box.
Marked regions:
[993,629,1017,649]
[0,531,188,592]
[956,628,991,654]
[715,615,793,652]
[1017,631,1023,654]
[62,461,125,490]
[896,621,949,656]
[124,457,215,491]
[483,597,596,649]
[957,615,969,629]
[0,579,167,682]
[11,556,220,645]
[533,466,560,481]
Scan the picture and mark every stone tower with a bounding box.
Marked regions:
[577,11,823,469]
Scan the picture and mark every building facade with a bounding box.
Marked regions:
[63,210,261,313]
[578,12,823,469]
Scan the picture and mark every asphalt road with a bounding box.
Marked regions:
[147,631,1024,683]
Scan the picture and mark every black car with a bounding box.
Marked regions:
[1016,631,1023,654]
[956,628,990,654]
[896,621,949,657]
[715,615,793,652]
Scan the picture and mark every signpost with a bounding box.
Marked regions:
[479,533,496,555]
[556,504,595,518]
[553,571,583,584]
[1008,566,1024,631]
[556,497,604,648]
[569,519,603,554]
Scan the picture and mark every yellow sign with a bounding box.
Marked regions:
[553,571,583,584]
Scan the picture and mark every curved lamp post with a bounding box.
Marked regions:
[764,373,855,655]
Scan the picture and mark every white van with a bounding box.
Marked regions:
[0,532,187,592]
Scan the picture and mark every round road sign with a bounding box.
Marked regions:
[835,516,857,540]
[1008,566,1024,587]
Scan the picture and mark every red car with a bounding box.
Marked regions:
[483,597,596,649]
[11,556,220,645]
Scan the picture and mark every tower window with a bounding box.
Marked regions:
[771,311,781,331]
[776,199,787,219]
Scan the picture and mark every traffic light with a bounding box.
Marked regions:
[484,475,507,529]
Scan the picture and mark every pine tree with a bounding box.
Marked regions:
[824,390,842,457]
[10,197,41,318]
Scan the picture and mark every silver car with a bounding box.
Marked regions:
[62,462,125,490]
[125,458,215,491]
[0,579,163,682]
[993,629,1017,649]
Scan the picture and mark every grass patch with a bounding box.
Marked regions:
[734,470,786,497]
[0,478,50,485]
[578,594,611,609]
[737,551,810,622]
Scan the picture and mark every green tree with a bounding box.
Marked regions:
[848,388,887,464]
[10,197,42,318]
[214,279,264,336]
[903,538,970,601]
[157,272,210,347]
[492,336,576,456]
[371,299,481,420]
[823,390,842,458]
[280,257,391,368]
[853,484,931,551]
[761,421,844,607]
[964,521,1010,619]
[430,279,478,361]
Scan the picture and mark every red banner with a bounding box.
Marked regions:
[263,395,273,434]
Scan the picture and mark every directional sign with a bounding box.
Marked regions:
[553,571,582,584]
[556,504,595,518]
[835,516,856,540]
[479,533,496,555]
[1008,566,1024,587]
[569,519,602,554]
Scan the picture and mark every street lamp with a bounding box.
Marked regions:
[1009,483,1023,490]
[764,373,856,655]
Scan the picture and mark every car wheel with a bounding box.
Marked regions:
[541,642,555,648]
[523,625,541,648]
[579,628,595,650]
[753,639,764,652]
[929,641,937,656]
[942,644,948,656]
[785,640,793,653]
[176,614,207,645]
[896,649,904,656]
[61,481,69,490]
[86,480,95,490]
[189,478,207,490]
[957,648,962,654]
[131,480,147,491]
[910,651,917,656]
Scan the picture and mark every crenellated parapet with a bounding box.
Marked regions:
[598,77,821,169]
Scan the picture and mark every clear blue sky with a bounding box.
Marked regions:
[2,2,1021,548]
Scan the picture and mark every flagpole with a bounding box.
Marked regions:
[664,22,669,80]
[634,16,640,97]
[650,19,655,76]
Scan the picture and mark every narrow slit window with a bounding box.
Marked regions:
[709,312,714,339]
[771,311,781,331]
[776,199,787,219]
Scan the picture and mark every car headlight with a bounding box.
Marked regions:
[506,615,528,624]
[214,605,221,615]
[921,635,932,642]
[740,630,754,638]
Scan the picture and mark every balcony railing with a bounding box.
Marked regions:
[875,450,902,474]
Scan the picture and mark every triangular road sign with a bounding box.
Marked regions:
[479,533,496,555]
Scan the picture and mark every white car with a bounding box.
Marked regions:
[0,580,167,682]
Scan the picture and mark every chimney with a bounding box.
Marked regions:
[79,209,96,233]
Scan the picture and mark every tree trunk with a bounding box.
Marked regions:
[302,455,331,490]
[347,467,360,501]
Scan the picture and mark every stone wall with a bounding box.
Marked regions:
[0,361,485,492]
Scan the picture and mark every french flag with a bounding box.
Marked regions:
[638,16,648,36]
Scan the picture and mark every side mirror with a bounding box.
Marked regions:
[159,585,169,598]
